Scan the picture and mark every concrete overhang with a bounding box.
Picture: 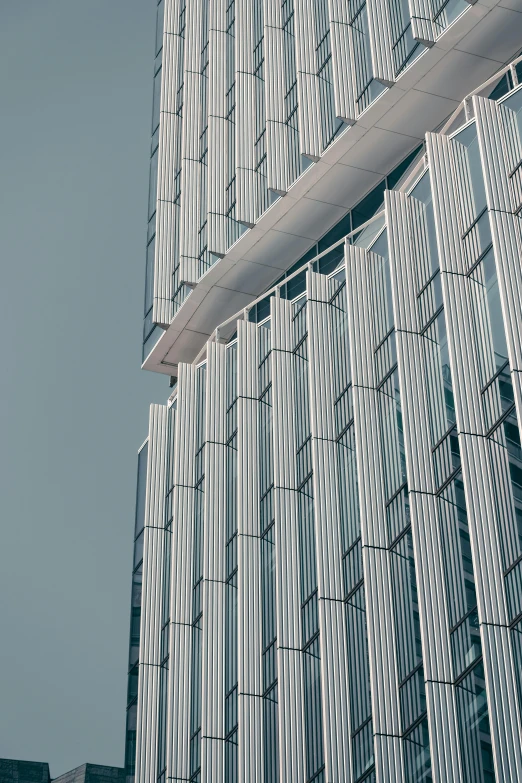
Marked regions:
[143,0,522,376]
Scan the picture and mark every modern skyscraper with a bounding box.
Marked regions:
[125,2,522,781]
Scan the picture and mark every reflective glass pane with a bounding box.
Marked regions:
[135,443,148,538]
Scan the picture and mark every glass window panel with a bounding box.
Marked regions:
[155,0,165,55]
[434,0,468,32]
[142,323,164,362]
[374,330,397,386]
[249,293,273,323]
[346,587,372,731]
[318,212,352,252]
[433,426,460,490]
[133,530,144,570]
[343,539,363,597]
[512,618,522,718]
[470,248,509,388]
[317,245,344,275]
[391,531,423,681]
[387,145,423,190]
[261,537,276,650]
[488,408,522,575]
[504,85,522,155]
[378,369,407,502]
[463,209,492,271]
[148,147,159,219]
[418,271,443,331]
[152,66,162,134]
[400,667,426,734]
[352,214,386,249]
[451,608,481,678]
[135,443,149,538]
[488,71,513,101]
[482,364,514,433]
[281,270,307,300]
[144,237,155,316]
[456,661,495,783]
[224,731,238,782]
[352,719,374,781]
[338,427,360,552]
[298,487,317,603]
[352,181,386,230]
[452,123,487,230]
[263,688,279,782]
[506,559,522,624]
[423,311,456,448]
[410,169,440,289]
[403,718,432,783]
[303,638,324,780]
[438,474,478,629]
[386,484,410,545]
[127,664,139,706]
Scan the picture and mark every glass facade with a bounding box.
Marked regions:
[129,5,522,781]
[125,441,148,783]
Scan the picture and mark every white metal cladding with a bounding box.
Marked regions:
[200,343,227,780]
[474,94,522,384]
[134,74,522,783]
[236,320,265,783]
[135,405,169,783]
[306,270,352,780]
[345,242,403,769]
[144,0,511,340]
[234,0,265,227]
[385,187,462,779]
[366,0,396,87]
[408,0,436,46]
[425,107,522,782]
[166,364,198,782]
[270,297,307,782]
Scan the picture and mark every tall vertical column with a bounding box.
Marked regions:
[135,405,169,783]
[271,297,307,782]
[235,1,267,226]
[345,243,403,782]
[236,320,265,783]
[179,0,208,284]
[153,0,184,326]
[200,343,228,781]
[166,364,198,782]
[474,94,522,430]
[386,188,461,782]
[428,127,522,783]
[264,0,300,194]
[206,0,230,257]
[294,0,323,160]
[306,270,352,782]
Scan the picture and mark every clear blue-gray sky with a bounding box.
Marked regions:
[0,1,167,776]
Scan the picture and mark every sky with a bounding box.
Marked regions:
[0,1,167,776]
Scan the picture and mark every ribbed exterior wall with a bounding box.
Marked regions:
[134,406,169,783]
[143,0,479,341]
[131,80,522,783]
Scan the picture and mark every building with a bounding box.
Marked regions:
[0,759,50,783]
[0,759,124,783]
[125,1,522,782]
[51,764,125,783]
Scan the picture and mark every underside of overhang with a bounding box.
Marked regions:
[143,0,522,376]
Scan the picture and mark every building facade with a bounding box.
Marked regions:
[125,1,522,782]
[0,759,125,783]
